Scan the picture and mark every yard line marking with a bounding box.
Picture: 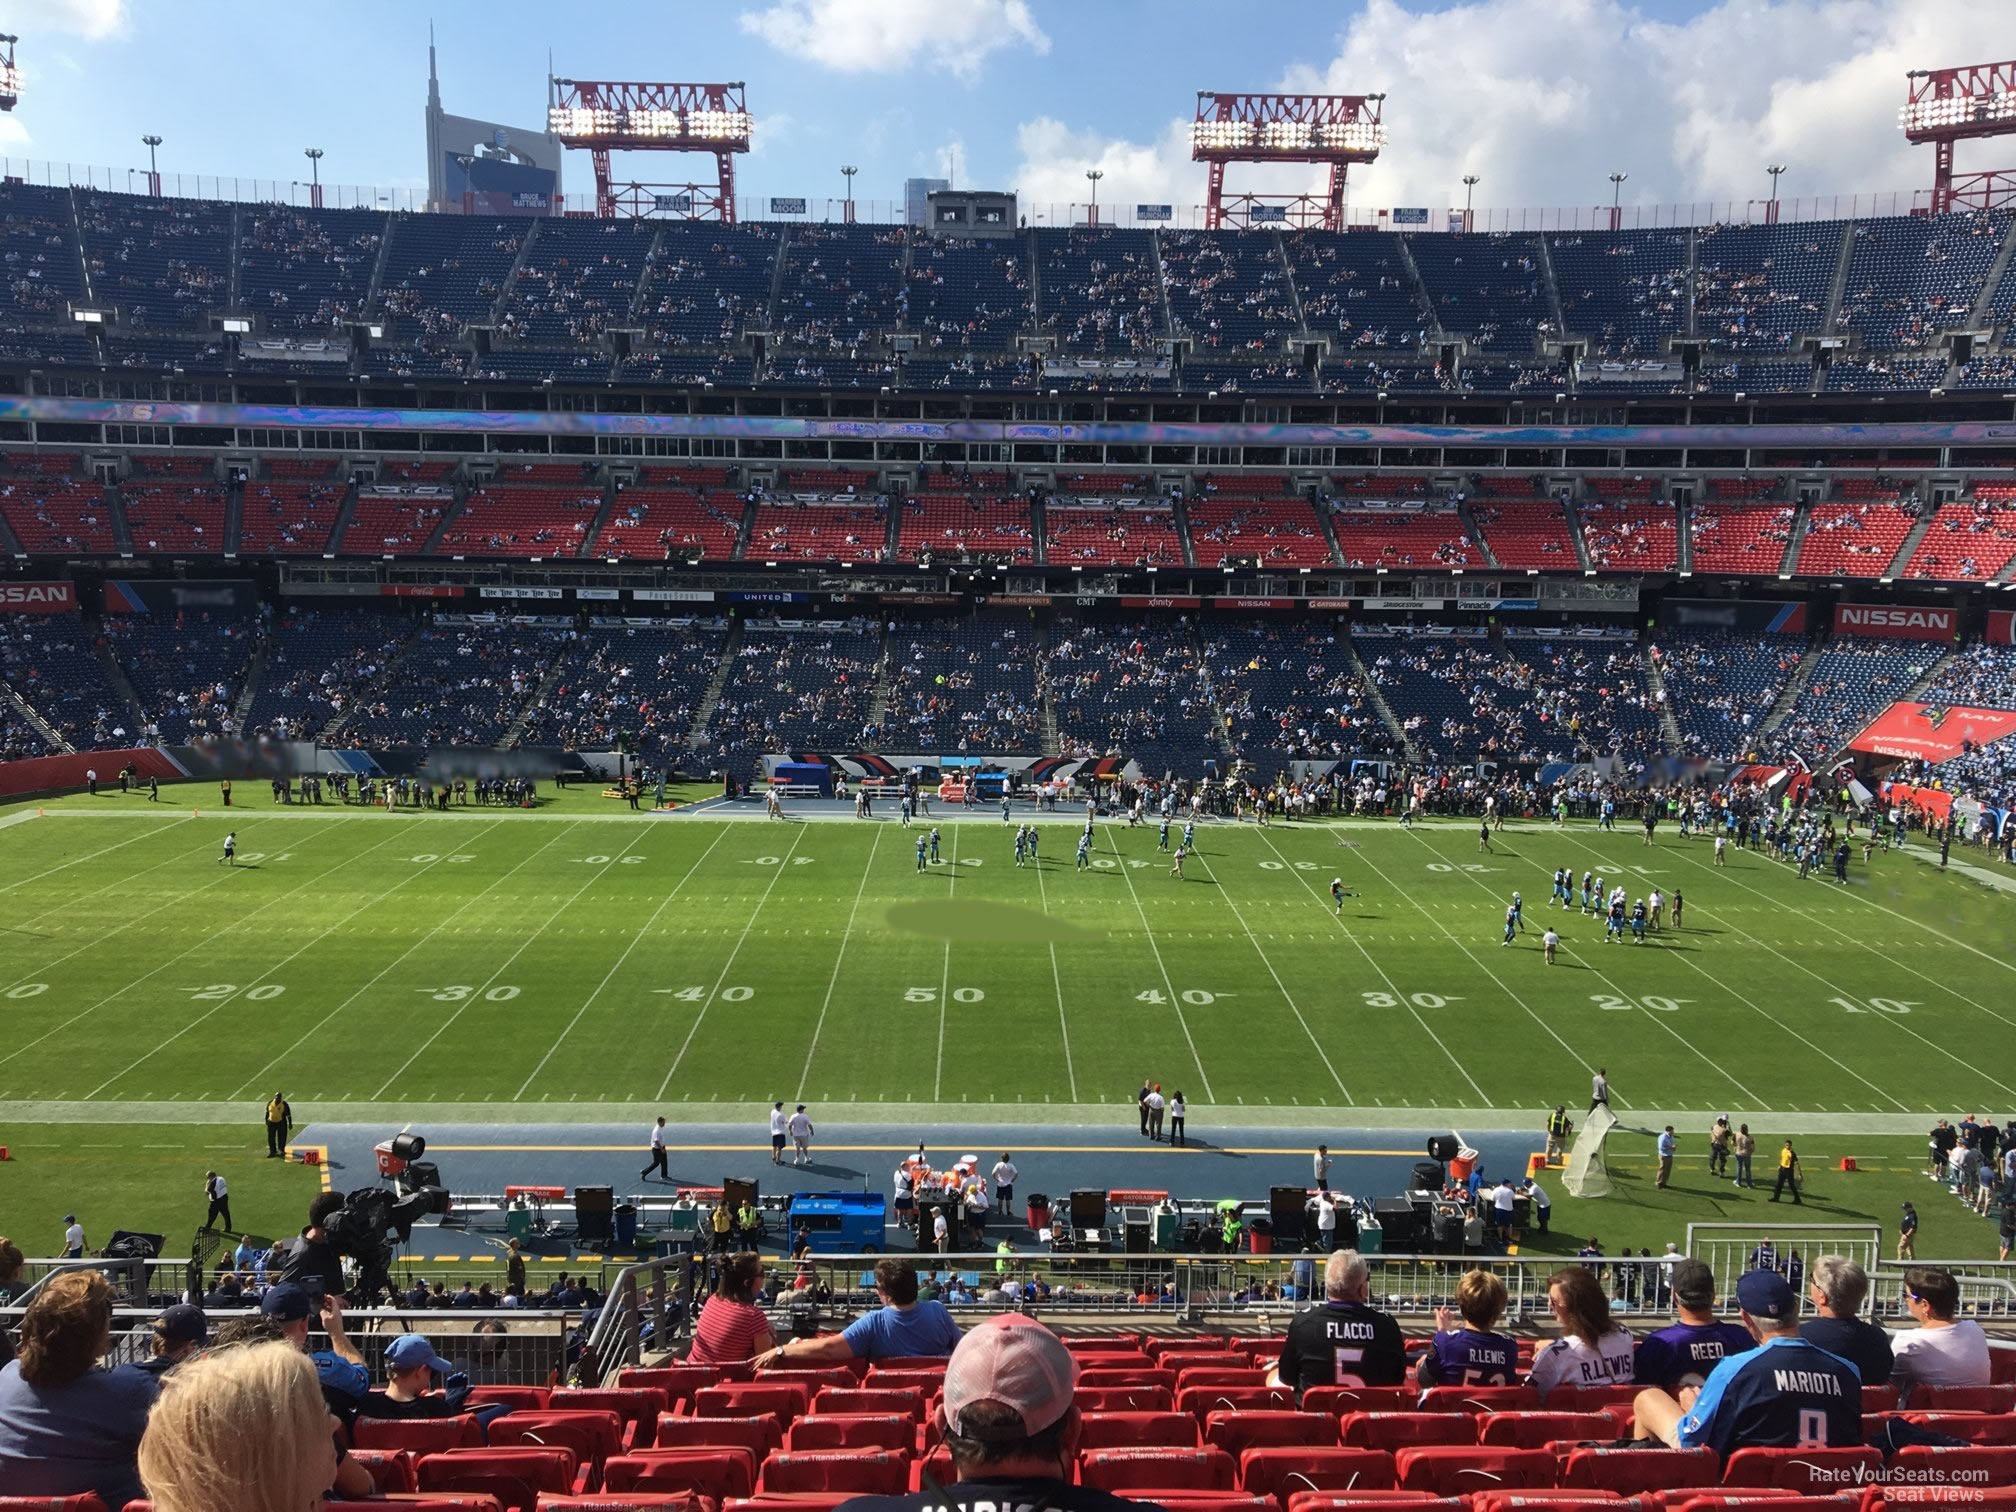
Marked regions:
[0,814,193,895]
[1251,827,1497,1106]
[1102,822,1213,1101]
[1396,828,1762,1107]
[1030,833,1078,1104]
[1569,834,2016,1101]
[515,825,732,1098]
[0,819,393,1075]
[1534,829,1911,1112]
[374,821,626,1098]
[657,823,808,1098]
[1654,838,2016,1033]
[934,820,959,1100]
[1187,846,1350,1101]
[85,821,518,1099]
[9,820,216,934]
[796,825,882,1103]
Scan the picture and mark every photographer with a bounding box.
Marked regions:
[276,1193,347,1303]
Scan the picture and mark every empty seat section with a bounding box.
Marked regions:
[78,191,232,329]
[1471,499,1579,570]
[893,492,1035,564]
[1328,506,1482,570]
[1904,489,2016,581]
[1688,489,1795,575]
[373,215,530,364]
[597,469,744,561]
[1045,502,1183,567]
[1835,211,2009,351]
[0,613,132,749]
[345,622,561,746]
[748,498,888,564]
[1049,618,1218,776]
[1406,233,1548,351]
[1548,229,1689,357]
[1796,487,1920,578]
[346,483,454,555]
[1694,222,1845,352]
[0,466,115,555]
[440,477,603,559]
[238,205,385,332]
[239,478,345,554]
[122,481,228,554]
[1189,484,1335,569]
[1769,635,1928,762]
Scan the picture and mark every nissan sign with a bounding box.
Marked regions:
[0,580,77,615]
[1832,603,1957,641]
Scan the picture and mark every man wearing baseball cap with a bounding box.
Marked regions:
[124,1304,207,1379]
[835,1313,1157,1512]
[362,1335,473,1421]
[1631,1268,1861,1455]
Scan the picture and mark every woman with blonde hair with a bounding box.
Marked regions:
[140,1340,339,1512]
[1528,1264,1635,1402]
[1417,1267,1517,1386]
[0,1269,158,1507]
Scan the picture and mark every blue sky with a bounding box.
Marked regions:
[9,0,2006,218]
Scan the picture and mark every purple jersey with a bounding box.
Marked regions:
[1634,1319,1757,1392]
[1422,1327,1517,1386]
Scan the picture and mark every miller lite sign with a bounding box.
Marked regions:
[1832,603,1956,641]
[0,580,76,615]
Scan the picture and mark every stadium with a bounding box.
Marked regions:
[1,4,2015,1508]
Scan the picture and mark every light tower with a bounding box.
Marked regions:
[1900,58,2016,213]
[1607,172,1627,231]
[304,147,324,210]
[1765,163,1785,224]
[1085,167,1103,226]
[840,164,857,224]
[142,134,163,198]
[547,78,753,220]
[1461,173,1480,233]
[1191,90,1385,231]
[0,35,19,113]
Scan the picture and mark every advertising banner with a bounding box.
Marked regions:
[1119,595,1201,608]
[1849,702,2016,762]
[1662,598,1809,634]
[726,590,808,604]
[103,579,258,615]
[1249,205,1288,223]
[632,588,716,603]
[383,584,467,599]
[769,197,808,215]
[0,580,76,615]
[1210,596,1294,610]
[1135,204,1173,221]
[480,585,565,600]
[1392,207,1429,225]
[1988,609,2015,646]
[1832,602,1957,641]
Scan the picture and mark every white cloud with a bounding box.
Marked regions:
[1010,0,2012,221]
[739,0,1048,82]
[43,0,129,41]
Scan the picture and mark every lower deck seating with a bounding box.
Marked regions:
[1050,619,1218,774]
[243,609,417,740]
[1652,629,1808,762]
[698,623,883,777]
[512,621,731,763]
[0,613,134,748]
[878,619,1043,754]
[1771,635,1933,761]
[99,614,257,741]
[343,624,563,746]
[1203,622,1395,762]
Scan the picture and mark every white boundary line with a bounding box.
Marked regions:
[374,820,639,1098]
[1029,826,1079,1104]
[0,812,192,894]
[515,824,733,1098]
[1247,825,1500,1106]
[1386,827,1765,1108]
[933,819,958,1100]
[84,820,518,1099]
[1186,843,1351,1102]
[228,819,562,1099]
[0,820,399,1082]
[1101,821,1214,1101]
[657,822,809,1098]
[796,823,883,1102]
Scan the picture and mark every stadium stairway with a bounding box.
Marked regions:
[325,480,363,556]
[0,506,21,559]
[1882,508,1938,579]
[1674,494,1695,573]
[580,480,621,561]
[1313,498,1347,567]
[1271,230,1309,330]
[420,480,468,556]
[1455,500,1500,570]
[222,478,244,556]
[1751,635,1827,746]
[1150,230,1179,342]
[1535,234,1569,341]
[1394,235,1437,336]
[92,634,149,735]
[1189,622,1238,766]
[1560,495,1595,572]
[1959,215,2016,351]
[106,481,134,557]
[1,684,66,752]
[1641,644,1685,751]
[229,643,267,734]
[1821,221,1858,333]
[1172,493,1200,568]
[1348,639,1420,760]
[501,654,572,749]
[488,218,542,326]
[683,621,746,752]
[1776,500,1813,577]
[1031,491,1051,562]
[865,623,898,734]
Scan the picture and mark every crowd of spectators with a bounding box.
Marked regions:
[698,622,883,775]
[877,620,1043,754]
[1770,635,1933,762]
[1049,619,1217,774]
[342,624,562,747]
[1652,629,1808,762]
[511,621,730,763]
[0,614,135,749]
[243,610,419,742]
[99,615,255,742]
[1203,621,1395,762]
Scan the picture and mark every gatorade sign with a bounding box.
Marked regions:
[1832,603,1956,641]
[0,581,76,615]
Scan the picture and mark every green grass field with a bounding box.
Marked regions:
[4,785,2013,1118]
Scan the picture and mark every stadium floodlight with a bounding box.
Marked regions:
[1900,58,2016,211]
[1192,89,1384,230]
[0,35,18,113]
[548,79,753,219]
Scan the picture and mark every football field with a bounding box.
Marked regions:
[3,789,2012,1123]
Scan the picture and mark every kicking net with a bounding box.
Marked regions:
[1563,1102,1617,1198]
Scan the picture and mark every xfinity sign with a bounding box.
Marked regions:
[1833,603,1956,641]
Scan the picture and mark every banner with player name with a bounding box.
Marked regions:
[1831,602,1957,641]
[1849,702,2016,763]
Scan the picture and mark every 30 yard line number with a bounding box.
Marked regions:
[420,984,521,1002]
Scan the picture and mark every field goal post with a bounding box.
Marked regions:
[1562,1103,1616,1197]
[1684,1222,1882,1314]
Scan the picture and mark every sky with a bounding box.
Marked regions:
[6,0,2013,218]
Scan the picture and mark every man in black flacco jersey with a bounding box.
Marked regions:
[1266,1250,1406,1402]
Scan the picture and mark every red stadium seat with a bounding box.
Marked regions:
[755,1367,859,1392]
[1906,1413,2016,1446]
[351,1448,421,1495]
[419,1448,583,1512]
[1472,1496,1640,1512]
[812,1386,925,1421]
[910,1446,953,1492]
[864,1368,948,1393]
[724,1499,853,1512]
[1419,1386,1542,1414]
[369,1499,507,1512]
[694,1382,812,1425]
[1238,1447,1397,1500]
[357,1416,486,1453]
[1659,1494,1802,1509]
[1305,1388,1416,1416]
[1867,1496,2016,1512]
[1071,1351,1158,1369]
[1072,1334,1145,1352]
[1076,1411,1202,1450]
[1179,1385,1297,1420]
[489,1413,625,1484]
[1082,1368,1178,1391]
[1479,1413,1616,1449]
[755,1450,908,1495]
[1285,1495,1466,1512]
[1562,1447,1720,1495]
[651,1415,782,1458]
[552,1390,671,1449]
[1888,1446,2016,1485]
[1179,1369,1272,1390]
[536,1498,699,1512]
[0,1499,112,1512]
[786,1414,916,1454]
[1553,1387,1645,1412]
[1992,1349,2016,1386]
[473,1387,557,1413]
[1673,1499,1861,1512]
[1078,1447,1240,1493]
[619,1367,731,1411]
[865,1357,949,1373]
[1205,1409,1342,1458]
[1392,1447,1560,1495]
[1857,1386,1897,1413]
[1721,1448,1883,1492]
[1078,1385,1175,1413]
[1150,1497,1274,1512]
[1339,1414,1480,1451]
[602,1448,756,1500]
[1916,1385,2016,1414]
[1159,1352,1255,1371]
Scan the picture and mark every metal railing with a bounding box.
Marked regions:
[89,1308,577,1384]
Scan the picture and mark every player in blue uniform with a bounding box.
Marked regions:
[1581,872,1596,913]
[1509,891,1524,933]
[1606,896,1627,941]
[915,834,928,872]
[1631,899,1648,943]
[1182,820,1196,851]
[1075,832,1092,871]
[928,827,941,864]
[1632,1270,1861,1452]
[1553,868,1572,908]
[1672,889,1684,928]
[1331,877,1348,914]
[1013,826,1028,867]
[1503,904,1520,946]
[1027,825,1039,862]
[1159,815,1172,852]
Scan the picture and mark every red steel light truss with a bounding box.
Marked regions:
[1191,91,1385,231]
[547,79,752,220]
[1899,59,2016,214]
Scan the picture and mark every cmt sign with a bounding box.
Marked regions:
[1831,603,1956,642]
[0,581,76,615]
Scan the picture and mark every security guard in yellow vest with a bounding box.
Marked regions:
[1546,1105,1572,1162]
[709,1201,732,1253]
[265,1091,293,1159]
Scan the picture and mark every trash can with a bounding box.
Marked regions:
[505,1203,532,1242]
[1026,1194,1051,1231]
[615,1203,639,1249]
[1155,1207,1180,1250]
[1248,1217,1274,1255]
[1357,1216,1383,1254]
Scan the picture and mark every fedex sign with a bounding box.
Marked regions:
[1832,603,1956,641]
[0,581,76,615]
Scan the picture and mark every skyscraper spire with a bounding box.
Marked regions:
[427,20,441,111]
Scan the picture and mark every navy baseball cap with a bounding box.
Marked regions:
[156,1303,208,1345]
[261,1282,313,1322]
[386,1334,455,1374]
[1736,1269,1796,1321]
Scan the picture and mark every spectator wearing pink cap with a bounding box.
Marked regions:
[834,1312,1156,1512]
